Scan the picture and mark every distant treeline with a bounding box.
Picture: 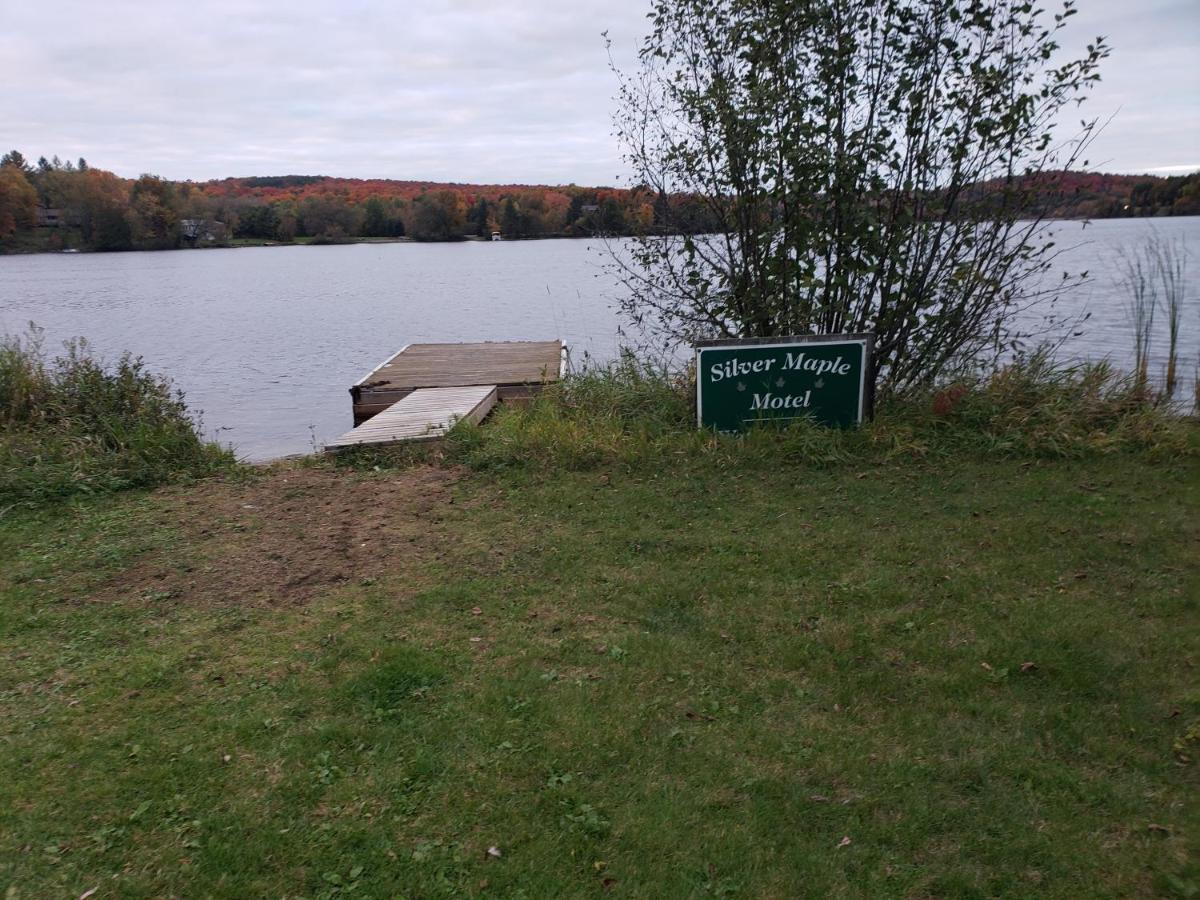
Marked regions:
[0,149,1197,253]
[1019,170,1200,219]
[0,151,720,252]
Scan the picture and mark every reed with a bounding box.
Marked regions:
[1153,236,1187,395]
[1117,243,1158,389]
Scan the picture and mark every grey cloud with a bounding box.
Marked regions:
[3,0,1195,183]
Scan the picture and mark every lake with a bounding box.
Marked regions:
[1,217,1197,460]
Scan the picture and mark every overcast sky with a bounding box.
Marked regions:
[2,0,1196,185]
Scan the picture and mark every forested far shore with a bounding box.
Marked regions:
[1,149,1198,254]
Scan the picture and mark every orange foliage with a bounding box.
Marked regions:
[198,176,633,209]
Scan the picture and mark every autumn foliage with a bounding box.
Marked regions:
[1,149,1197,253]
[0,165,37,238]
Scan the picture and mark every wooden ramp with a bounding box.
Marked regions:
[326,385,497,451]
[351,340,564,425]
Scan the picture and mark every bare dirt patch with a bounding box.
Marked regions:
[99,464,463,607]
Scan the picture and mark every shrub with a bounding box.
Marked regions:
[0,328,235,502]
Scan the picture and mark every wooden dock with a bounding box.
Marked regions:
[350,340,564,425]
[326,385,497,450]
[328,340,565,451]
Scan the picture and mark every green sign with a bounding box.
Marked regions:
[696,335,873,432]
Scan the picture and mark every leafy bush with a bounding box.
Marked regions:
[0,328,235,502]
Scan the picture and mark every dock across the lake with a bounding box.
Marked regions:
[326,340,565,451]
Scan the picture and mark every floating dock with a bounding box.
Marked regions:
[328,340,565,451]
[349,340,565,425]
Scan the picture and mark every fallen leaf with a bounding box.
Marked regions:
[486,845,502,859]
[79,889,98,900]
[471,606,483,616]
[1147,823,1172,834]
[1020,662,1037,673]
[469,637,483,643]
[837,836,852,849]
[981,662,993,672]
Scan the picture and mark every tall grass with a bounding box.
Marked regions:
[439,351,1196,474]
[1155,236,1187,394]
[0,328,235,502]
[1118,232,1191,397]
[1118,244,1158,388]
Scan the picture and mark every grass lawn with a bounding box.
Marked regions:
[1,453,1197,897]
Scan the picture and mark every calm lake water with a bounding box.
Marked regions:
[1,217,1197,460]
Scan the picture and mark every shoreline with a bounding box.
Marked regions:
[0,231,609,256]
[5,214,1200,256]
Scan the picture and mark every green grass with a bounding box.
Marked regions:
[1,449,1197,897]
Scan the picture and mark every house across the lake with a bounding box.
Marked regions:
[35,207,66,227]
[180,219,227,243]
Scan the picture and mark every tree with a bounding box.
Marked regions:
[598,197,628,234]
[408,191,466,241]
[467,197,492,236]
[128,175,181,248]
[73,169,133,250]
[500,198,525,238]
[362,196,391,237]
[233,201,280,239]
[299,195,361,240]
[611,0,1107,395]
[0,165,38,238]
[0,150,34,177]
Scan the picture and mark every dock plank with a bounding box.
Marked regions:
[357,341,563,391]
[350,340,564,425]
[328,385,497,450]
